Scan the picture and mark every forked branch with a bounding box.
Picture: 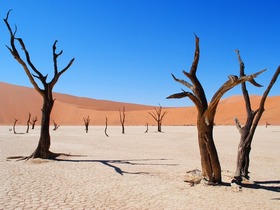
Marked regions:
[208,69,266,113]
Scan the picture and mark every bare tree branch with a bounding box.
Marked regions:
[171,73,194,90]
[208,69,266,113]
[190,34,199,75]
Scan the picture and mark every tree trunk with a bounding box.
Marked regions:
[235,135,252,179]
[31,98,56,159]
[197,119,221,183]
[105,117,109,137]
[26,113,31,133]
[158,122,161,132]
[13,119,17,134]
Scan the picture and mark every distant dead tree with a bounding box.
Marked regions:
[144,123,149,133]
[233,51,280,184]
[13,119,18,134]
[30,116,38,129]
[83,116,90,133]
[167,35,265,184]
[26,113,31,133]
[148,105,167,132]
[4,10,75,159]
[119,106,125,134]
[105,117,109,137]
[52,120,60,131]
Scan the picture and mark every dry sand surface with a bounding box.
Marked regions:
[0,125,279,209]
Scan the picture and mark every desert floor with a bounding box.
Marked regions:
[0,125,279,209]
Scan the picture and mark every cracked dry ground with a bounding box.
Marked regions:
[1,126,279,209]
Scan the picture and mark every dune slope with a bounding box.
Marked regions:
[0,82,279,125]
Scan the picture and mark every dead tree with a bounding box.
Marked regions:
[52,120,60,131]
[13,119,18,134]
[144,123,149,133]
[105,117,109,137]
[148,105,167,132]
[4,10,75,159]
[83,116,90,133]
[26,113,31,133]
[31,116,38,129]
[233,51,280,182]
[119,106,125,134]
[167,35,265,184]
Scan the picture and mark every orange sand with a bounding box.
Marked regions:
[0,82,279,126]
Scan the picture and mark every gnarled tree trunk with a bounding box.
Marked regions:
[32,98,54,158]
[167,35,265,184]
[234,51,280,181]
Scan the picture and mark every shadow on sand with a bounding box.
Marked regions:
[56,156,178,176]
[229,179,280,193]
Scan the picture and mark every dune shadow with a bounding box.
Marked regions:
[56,157,178,176]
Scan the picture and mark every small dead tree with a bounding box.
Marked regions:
[144,122,149,133]
[233,51,280,183]
[119,106,125,134]
[167,35,265,184]
[148,105,167,132]
[13,119,18,134]
[4,10,75,159]
[105,117,109,137]
[31,116,38,129]
[84,116,90,133]
[26,113,31,133]
[52,120,60,131]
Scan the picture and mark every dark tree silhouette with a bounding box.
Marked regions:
[13,119,18,134]
[52,120,60,131]
[233,50,280,183]
[119,106,125,134]
[148,105,167,132]
[83,116,90,133]
[105,117,109,137]
[144,123,149,133]
[26,113,31,133]
[4,10,75,159]
[31,116,38,130]
[167,35,265,184]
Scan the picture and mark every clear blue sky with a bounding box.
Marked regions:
[0,0,279,107]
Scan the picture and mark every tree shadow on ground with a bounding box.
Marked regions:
[245,180,280,193]
[228,179,280,193]
[56,157,178,176]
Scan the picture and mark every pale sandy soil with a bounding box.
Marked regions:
[0,126,279,209]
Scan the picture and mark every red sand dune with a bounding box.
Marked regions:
[0,81,279,126]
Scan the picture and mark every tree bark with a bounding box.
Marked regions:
[31,98,55,159]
